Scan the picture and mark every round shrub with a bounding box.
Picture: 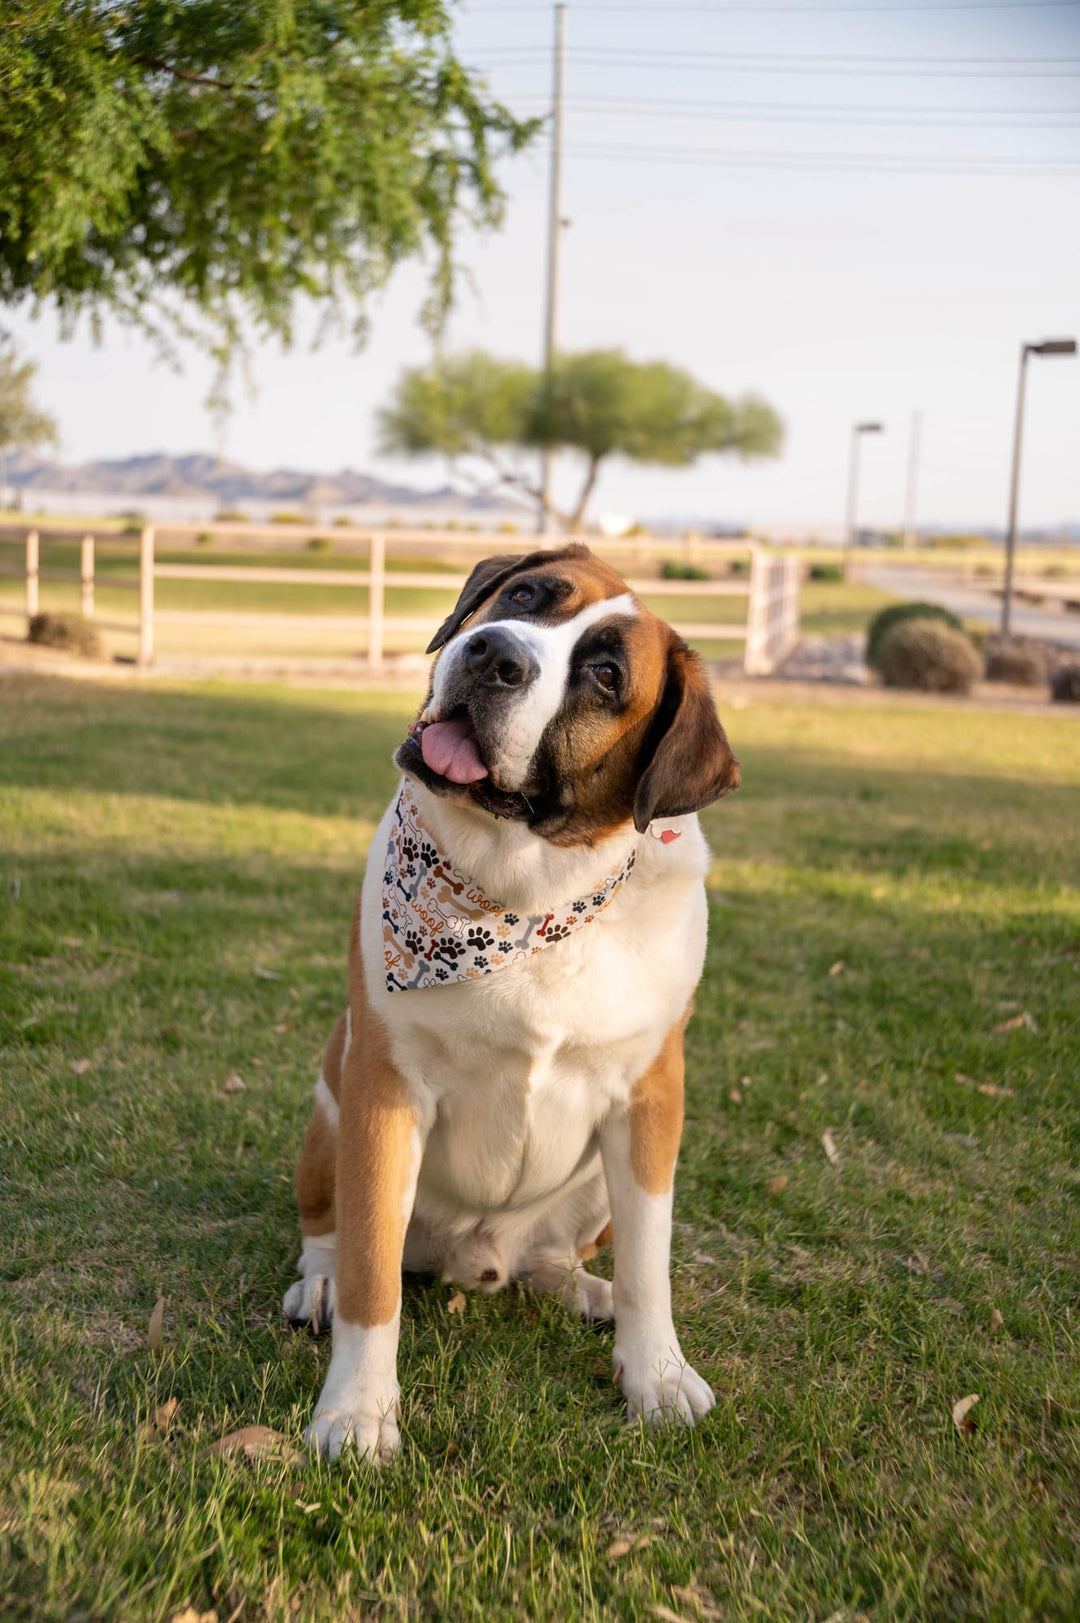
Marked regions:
[306,536,333,553]
[1051,664,1080,704]
[28,613,103,659]
[875,618,980,695]
[809,562,845,583]
[866,600,964,670]
[985,643,1046,687]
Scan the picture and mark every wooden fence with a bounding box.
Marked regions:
[0,520,801,675]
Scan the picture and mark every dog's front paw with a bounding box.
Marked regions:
[305,1399,400,1463]
[616,1342,715,1428]
[283,1271,336,1335]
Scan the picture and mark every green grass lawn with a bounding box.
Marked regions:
[2,673,1079,1621]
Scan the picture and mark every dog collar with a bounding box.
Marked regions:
[382,781,638,993]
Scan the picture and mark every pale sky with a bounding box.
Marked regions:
[8,0,1080,531]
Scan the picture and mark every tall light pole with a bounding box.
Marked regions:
[902,408,922,551]
[844,421,884,566]
[537,2,566,535]
[1001,337,1076,637]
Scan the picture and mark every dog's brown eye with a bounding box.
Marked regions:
[509,583,535,606]
[593,662,617,692]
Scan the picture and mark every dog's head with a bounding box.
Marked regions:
[394,543,740,844]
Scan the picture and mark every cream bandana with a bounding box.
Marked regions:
[382,781,637,993]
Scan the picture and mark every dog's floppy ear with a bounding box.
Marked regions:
[633,637,740,834]
[426,548,568,654]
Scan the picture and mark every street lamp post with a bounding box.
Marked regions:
[844,421,884,566]
[1001,337,1076,638]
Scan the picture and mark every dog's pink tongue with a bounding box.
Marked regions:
[420,718,487,783]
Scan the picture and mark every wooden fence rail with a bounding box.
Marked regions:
[0,521,801,675]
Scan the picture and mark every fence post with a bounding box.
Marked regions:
[368,531,385,672]
[744,546,764,675]
[138,525,155,666]
[25,529,39,624]
[81,535,95,619]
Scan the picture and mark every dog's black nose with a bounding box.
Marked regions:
[463,627,533,688]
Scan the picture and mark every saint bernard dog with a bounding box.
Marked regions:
[284,543,740,1461]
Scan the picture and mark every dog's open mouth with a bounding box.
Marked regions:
[400,709,532,819]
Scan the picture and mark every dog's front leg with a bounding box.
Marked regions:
[305,1015,427,1463]
[600,1020,715,1428]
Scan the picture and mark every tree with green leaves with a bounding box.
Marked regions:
[0,342,57,500]
[0,1,535,390]
[379,349,784,528]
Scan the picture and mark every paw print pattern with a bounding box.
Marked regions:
[382,781,637,991]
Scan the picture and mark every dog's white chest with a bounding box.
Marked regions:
[362,804,708,1224]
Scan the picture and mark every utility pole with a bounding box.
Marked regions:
[537,2,566,535]
[902,408,922,551]
[1002,337,1076,637]
[844,420,883,569]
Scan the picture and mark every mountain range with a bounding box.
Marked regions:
[4,450,519,514]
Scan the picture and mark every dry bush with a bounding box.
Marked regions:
[985,643,1046,687]
[1050,664,1080,704]
[27,613,103,659]
[876,618,980,695]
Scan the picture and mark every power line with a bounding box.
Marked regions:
[525,93,1080,124]
[472,49,1080,74]
[467,1,1080,10]
[569,141,1080,170]
[472,46,1080,62]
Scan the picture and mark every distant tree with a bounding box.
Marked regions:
[379,348,784,528]
[0,343,57,495]
[0,2,536,390]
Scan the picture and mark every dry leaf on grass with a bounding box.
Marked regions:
[828,960,845,977]
[766,1174,788,1195]
[273,1022,290,1035]
[821,1128,841,1167]
[211,1426,301,1465]
[728,1089,742,1104]
[944,1132,979,1149]
[990,1307,1004,1332]
[978,1082,1014,1098]
[69,1058,92,1076]
[993,1011,1037,1034]
[606,1532,651,1560]
[951,1393,980,1433]
[671,1585,723,1620]
[167,1609,218,1623]
[253,965,283,981]
[154,1397,180,1433]
[446,1292,466,1316]
[220,1074,245,1096]
[147,1295,164,1353]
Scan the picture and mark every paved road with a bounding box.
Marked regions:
[859,565,1080,649]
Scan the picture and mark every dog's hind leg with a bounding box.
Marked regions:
[283,1012,346,1334]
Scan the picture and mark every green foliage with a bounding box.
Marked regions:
[0,2,536,375]
[213,508,248,523]
[378,348,783,528]
[306,535,333,553]
[195,530,213,546]
[876,618,981,694]
[660,559,711,582]
[808,562,845,583]
[866,600,964,671]
[27,611,102,657]
[0,340,57,453]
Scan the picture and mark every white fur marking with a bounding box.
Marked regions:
[314,1073,339,1129]
[433,592,638,791]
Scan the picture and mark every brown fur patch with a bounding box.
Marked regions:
[295,1011,347,1237]
[628,1012,689,1195]
[333,906,420,1328]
